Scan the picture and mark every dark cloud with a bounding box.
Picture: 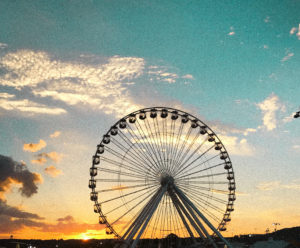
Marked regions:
[0,215,44,233]
[0,154,42,198]
[0,199,44,233]
[0,199,43,220]
[57,215,74,223]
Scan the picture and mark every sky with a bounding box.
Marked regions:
[0,0,300,240]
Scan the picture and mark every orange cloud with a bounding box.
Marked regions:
[50,131,61,138]
[36,152,62,163]
[44,166,63,177]
[23,139,46,152]
[31,157,47,165]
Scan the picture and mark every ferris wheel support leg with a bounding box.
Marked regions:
[123,188,162,245]
[174,191,217,248]
[130,186,167,248]
[174,186,233,248]
[169,191,202,243]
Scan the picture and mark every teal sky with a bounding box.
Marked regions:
[0,0,299,239]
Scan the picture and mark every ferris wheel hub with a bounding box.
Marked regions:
[160,173,174,186]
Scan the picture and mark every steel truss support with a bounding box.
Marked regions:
[174,185,233,248]
[119,186,167,248]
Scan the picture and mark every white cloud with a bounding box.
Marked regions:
[218,134,255,156]
[0,42,7,49]
[0,94,66,115]
[257,181,300,191]
[243,128,257,136]
[281,52,294,63]
[264,16,270,23]
[0,50,145,117]
[293,145,300,150]
[147,68,178,84]
[228,26,235,36]
[290,24,300,40]
[257,93,285,131]
[182,74,194,80]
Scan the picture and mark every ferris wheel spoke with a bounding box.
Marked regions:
[104,146,156,177]
[173,136,208,176]
[175,143,215,177]
[96,183,156,194]
[175,181,228,196]
[110,136,157,177]
[110,187,159,226]
[100,184,159,204]
[134,120,164,171]
[177,164,227,182]
[125,125,162,174]
[179,186,226,215]
[96,178,156,183]
[113,131,159,177]
[177,171,227,183]
[96,167,155,181]
[144,118,166,169]
[169,121,184,173]
[175,183,228,204]
[100,156,156,180]
[173,129,200,173]
[178,191,223,225]
[171,124,192,174]
[104,187,158,216]
[153,117,168,168]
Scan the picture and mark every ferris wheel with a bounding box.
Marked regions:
[89,107,235,248]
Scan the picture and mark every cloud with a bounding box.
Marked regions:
[0,94,67,115]
[257,181,300,191]
[290,24,300,40]
[0,199,43,220]
[292,145,300,150]
[23,139,47,152]
[50,131,61,138]
[31,157,47,165]
[243,128,257,136]
[36,152,62,163]
[257,93,285,131]
[182,74,194,80]
[0,155,42,199]
[148,68,178,83]
[264,16,270,23]
[0,50,145,117]
[218,135,255,156]
[44,165,63,177]
[0,42,7,49]
[281,52,294,63]
[228,26,235,36]
[57,215,74,223]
